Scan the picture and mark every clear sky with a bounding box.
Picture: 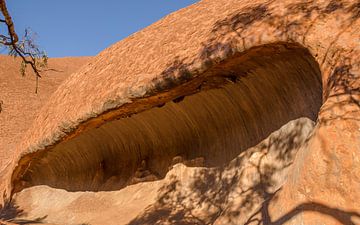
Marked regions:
[6,1,199,57]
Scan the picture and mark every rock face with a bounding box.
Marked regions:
[0,56,90,171]
[1,0,359,224]
[13,118,315,225]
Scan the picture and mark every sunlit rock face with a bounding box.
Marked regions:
[1,0,359,224]
[0,56,90,171]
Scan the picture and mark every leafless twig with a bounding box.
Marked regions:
[0,0,48,93]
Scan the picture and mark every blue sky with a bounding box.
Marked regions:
[5,1,198,57]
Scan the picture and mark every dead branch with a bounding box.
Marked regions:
[0,0,47,93]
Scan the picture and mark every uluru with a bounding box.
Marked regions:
[0,0,359,224]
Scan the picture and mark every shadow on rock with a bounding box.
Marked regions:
[0,196,47,225]
[127,118,348,225]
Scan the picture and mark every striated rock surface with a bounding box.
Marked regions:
[12,118,315,225]
[0,0,359,224]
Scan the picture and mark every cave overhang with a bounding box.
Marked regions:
[9,43,323,194]
[2,0,359,205]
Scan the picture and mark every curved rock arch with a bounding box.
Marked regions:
[1,0,359,224]
[11,43,323,193]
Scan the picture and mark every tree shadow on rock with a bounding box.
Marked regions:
[0,196,47,225]
[127,2,360,224]
[198,0,358,70]
[127,118,321,225]
[320,56,360,125]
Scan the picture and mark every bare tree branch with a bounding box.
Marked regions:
[0,0,48,94]
[0,0,18,45]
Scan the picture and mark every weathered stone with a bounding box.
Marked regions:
[0,0,359,224]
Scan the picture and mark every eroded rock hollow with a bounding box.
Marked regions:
[13,46,322,193]
[2,0,359,224]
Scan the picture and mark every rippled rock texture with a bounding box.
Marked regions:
[13,118,315,225]
[14,47,321,193]
[1,0,359,224]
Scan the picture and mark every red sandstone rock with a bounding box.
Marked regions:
[0,0,359,224]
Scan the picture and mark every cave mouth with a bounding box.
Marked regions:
[13,43,323,193]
